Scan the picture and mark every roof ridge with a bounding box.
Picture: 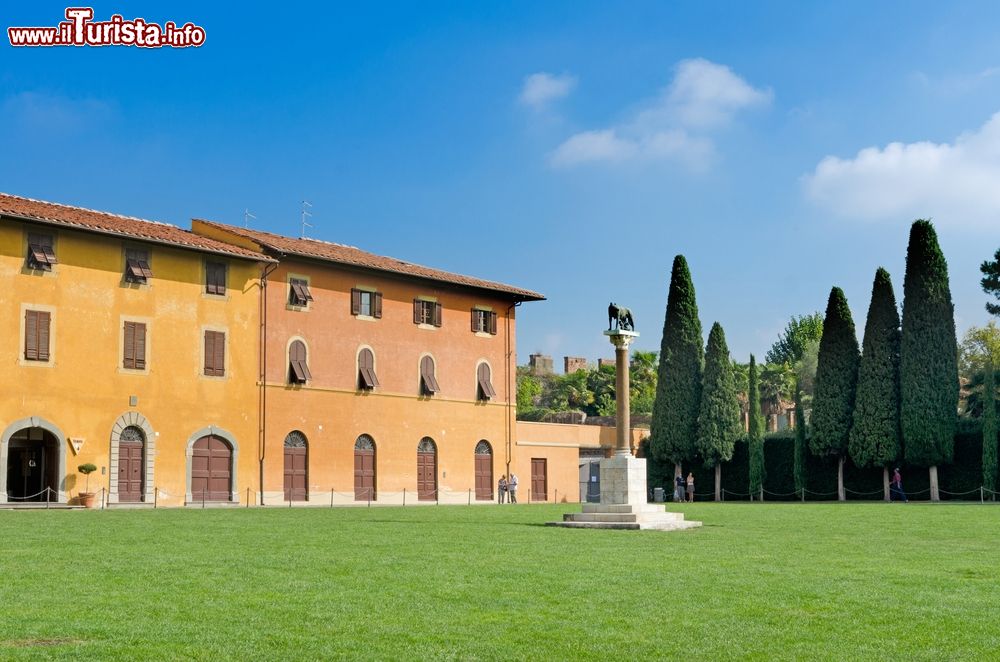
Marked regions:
[0,191,179,229]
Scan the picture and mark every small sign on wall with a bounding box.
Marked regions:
[69,438,84,455]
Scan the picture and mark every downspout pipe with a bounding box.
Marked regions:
[258,259,279,506]
[505,300,521,480]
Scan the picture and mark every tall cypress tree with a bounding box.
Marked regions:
[811,286,860,501]
[983,360,998,500]
[747,355,765,501]
[901,220,958,501]
[849,268,902,501]
[696,322,741,501]
[793,381,807,500]
[650,255,704,476]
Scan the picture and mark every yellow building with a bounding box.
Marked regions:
[0,194,270,506]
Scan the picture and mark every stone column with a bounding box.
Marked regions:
[604,330,638,457]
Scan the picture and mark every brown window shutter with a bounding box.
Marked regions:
[24,311,38,360]
[471,309,478,332]
[413,300,421,324]
[433,302,442,327]
[215,332,225,376]
[420,356,440,394]
[123,322,135,369]
[204,331,214,375]
[351,288,361,315]
[373,292,383,319]
[489,311,497,335]
[135,323,147,369]
[37,311,51,361]
[478,363,496,400]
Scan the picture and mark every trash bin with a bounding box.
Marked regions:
[653,487,664,503]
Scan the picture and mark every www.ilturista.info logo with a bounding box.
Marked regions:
[8,8,206,48]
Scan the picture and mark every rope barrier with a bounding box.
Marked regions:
[5,487,54,501]
[844,487,886,496]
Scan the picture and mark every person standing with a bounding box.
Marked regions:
[686,472,695,503]
[498,475,507,504]
[508,474,518,503]
[675,473,686,503]
[890,467,908,502]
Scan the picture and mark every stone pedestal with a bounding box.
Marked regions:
[547,327,701,532]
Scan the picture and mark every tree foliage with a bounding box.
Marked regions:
[650,255,704,465]
[516,369,542,412]
[793,380,807,494]
[959,322,1000,378]
[810,287,860,459]
[748,355,765,496]
[982,247,1000,316]
[766,313,824,365]
[629,351,658,416]
[983,358,998,494]
[849,268,902,469]
[696,323,741,468]
[901,220,958,467]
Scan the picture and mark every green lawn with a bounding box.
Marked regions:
[1,503,998,660]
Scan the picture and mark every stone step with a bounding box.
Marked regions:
[582,503,669,514]
[547,519,702,531]
[565,511,685,523]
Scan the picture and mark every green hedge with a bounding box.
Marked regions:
[643,418,995,501]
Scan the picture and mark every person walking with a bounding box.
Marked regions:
[497,475,507,504]
[686,472,695,503]
[508,474,518,503]
[890,467,908,502]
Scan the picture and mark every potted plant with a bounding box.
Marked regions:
[77,463,98,508]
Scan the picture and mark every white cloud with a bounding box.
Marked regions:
[520,72,577,109]
[550,58,770,169]
[803,111,1000,227]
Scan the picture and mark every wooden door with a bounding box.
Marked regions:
[354,447,375,501]
[191,435,232,501]
[474,447,493,501]
[417,451,437,501]
[284,446,308,501]
[531,458,547,501]
[118,440,144,502]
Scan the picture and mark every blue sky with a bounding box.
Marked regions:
[3,2,999,366]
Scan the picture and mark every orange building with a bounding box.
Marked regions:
[191,221,545,505]
[0,194,270,506]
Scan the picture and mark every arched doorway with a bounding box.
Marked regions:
[283,431,308,502]
[417,437,437,501]
[474,441,493,501]
[117,426,145,502]
[354,434,376,501]
[191,435,233,502]
[5,427,60,502]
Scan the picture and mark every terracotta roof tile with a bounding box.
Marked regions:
[195,220,545,301]
[0,193,270,261]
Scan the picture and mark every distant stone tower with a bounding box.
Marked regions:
[528,353,553,376]
[564,356,589,374]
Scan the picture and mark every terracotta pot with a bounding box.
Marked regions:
[78,492,96,508]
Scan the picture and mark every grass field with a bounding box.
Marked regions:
[1,502,998,660]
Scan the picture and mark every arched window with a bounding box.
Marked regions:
[474,440,493,501]
[358,348,379,390]
[417,437,437,501]
[289,340,311,384]
[283,431,308,502]
[420,355,440,395]
[354,434,376,501]
[476,362,496,400]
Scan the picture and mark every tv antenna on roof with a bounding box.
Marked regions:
[243,208,256,228]
[300,200,313,238]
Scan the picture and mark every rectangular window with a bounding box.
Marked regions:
[24,310,51,362]
[205,261,227,295]
[351,288,383,318]
[125,247,153,283]
[123,321,147,370]
[26,233,57,271]
[413,299,442,327]
[203,330,226,376]
[289,278,313,307]
[472,309,497,334]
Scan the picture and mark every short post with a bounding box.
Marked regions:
[367,488,371,508]
[154,488,159,509]
[46,487,50,510]
[330,488,335,508]
[555,489,558,503]
[102,487,107,510]
[981,486,985,504]
[403,488,406,506]
[468,489,471,505]
[246,487,250,507]
[202,488,206,509]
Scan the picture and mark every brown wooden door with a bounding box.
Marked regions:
[354,448,375,501]
[531,458,547,501]
[118,440,144,502]
[417,451,437,501]
[191,435,232,501]
[475,454,492,500]
[284,446,307,501]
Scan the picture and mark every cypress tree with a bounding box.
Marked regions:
[901,220,958,501]
[984,360,998,499]
[848,268,902,501]
[747,355,765,501]
[650,255,704,477]
[696,322,741,501]
[793,381,807,500]
[811,286,860,501]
